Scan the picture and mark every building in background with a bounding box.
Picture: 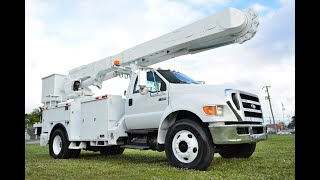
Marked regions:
[266,122,285,133]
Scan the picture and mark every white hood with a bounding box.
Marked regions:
[168,84,238,122]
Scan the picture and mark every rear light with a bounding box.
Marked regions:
[95,95,107,100]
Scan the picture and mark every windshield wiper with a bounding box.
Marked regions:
[178,80,189,84]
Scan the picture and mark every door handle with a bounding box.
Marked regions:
[158,97,166,101]
[129,98,133,106]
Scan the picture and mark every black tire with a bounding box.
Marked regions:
[118,146,125,154]
[100,146,124,155]
[219,143,256,158]
[100,147,111,155]
[70,149,81,158]
[49,128,71,159]
[165,119,214,171]
[110,146,125,155]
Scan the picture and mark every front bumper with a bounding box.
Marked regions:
[208,123,268,144]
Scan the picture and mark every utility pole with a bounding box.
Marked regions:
[263,86,276,132]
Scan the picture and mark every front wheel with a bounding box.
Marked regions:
[219,143,256,158]
[165,119,214,171]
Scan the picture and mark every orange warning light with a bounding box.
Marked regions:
[114,60,120,65]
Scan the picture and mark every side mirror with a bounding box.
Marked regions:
[197,81,205,84]
[138,69,148,95]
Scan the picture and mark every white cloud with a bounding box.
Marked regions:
[143,0,204,40]
[186,0,228,5]
[26,0,294,126]
[250,3,269,13]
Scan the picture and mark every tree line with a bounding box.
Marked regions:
[287,116,295,129]
[25,107,42,127]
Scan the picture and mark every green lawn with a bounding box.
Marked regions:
[25,135,295,179]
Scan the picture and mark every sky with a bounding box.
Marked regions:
[25,0,295,125]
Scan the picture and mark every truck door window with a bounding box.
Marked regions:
[133,71,166,93]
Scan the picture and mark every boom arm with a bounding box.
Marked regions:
[65,7,259,98]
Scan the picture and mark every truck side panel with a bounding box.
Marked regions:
[80,95,125,141]
[80,99,109,140]
[42,106,71,135]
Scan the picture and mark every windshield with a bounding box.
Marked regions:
[157,70,199,84]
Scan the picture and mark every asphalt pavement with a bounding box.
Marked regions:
[25,139,40,145]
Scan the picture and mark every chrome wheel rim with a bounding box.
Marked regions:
[172,130,199,163]
[53,135,62,155]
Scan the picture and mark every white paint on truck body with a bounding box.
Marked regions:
[168,84,236,122]
[41,95,125,146]
[33,8,268,170]
[36,7,266,151]
[80,95,125,140]
[41,74,68,105]
[125,73,170,129]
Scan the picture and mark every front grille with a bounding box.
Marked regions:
[225,89,264,121]
[239,93,262,119]
[232,93,240,110]
[240,93,259,102]
[242,102,261,110]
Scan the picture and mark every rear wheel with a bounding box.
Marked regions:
[100,145,124,155]
[100,147,111,155]
[70,149,81,158]
[219,143,256,158]
[49,129,71,159]
[165,119,214,171]
[110,146,125,155]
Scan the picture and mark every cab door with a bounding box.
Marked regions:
[125,70,168,129]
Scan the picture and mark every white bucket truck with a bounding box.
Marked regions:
[35,7,267,170]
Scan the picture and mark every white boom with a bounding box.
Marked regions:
[64,7,259,99]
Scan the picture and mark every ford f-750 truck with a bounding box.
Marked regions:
[34,7,267,171]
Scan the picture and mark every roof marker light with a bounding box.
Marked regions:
[114,60,120,66]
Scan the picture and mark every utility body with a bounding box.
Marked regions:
[34,7,267,170]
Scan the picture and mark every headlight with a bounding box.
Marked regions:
[203,105,223,116]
